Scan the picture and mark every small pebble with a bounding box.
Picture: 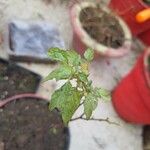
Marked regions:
[0,109,3,112]
[10,80,14,85]
[4,76,8,81]
[0,95,5,99]
[35,105,39,109]
[25,106,29,110]
[4,91,8,96]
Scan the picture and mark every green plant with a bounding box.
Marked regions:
[44,48,111,125]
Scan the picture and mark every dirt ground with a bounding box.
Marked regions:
[0,0,144,150]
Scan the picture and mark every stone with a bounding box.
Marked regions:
[9,20,65,60]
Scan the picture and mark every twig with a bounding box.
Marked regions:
[71,115,119,126]
[79,101,84,107]
[70,113,84,121]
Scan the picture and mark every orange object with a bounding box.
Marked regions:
[136,8,150,23]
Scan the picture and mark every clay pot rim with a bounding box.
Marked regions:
[144,48,150,88]
[70,2,132,57]
[0,93,48,108]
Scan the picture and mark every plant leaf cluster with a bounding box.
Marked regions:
[45,47,111,125]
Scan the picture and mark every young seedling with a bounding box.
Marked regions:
[44,48,112,125]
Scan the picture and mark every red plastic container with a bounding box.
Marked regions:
[138,29,150,46]
[112,48,150,124]
[109,0,150,36]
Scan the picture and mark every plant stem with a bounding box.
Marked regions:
[75,102,84,113]
[71,115,119,126]
[71,113,84,121]
[79,101,84,107]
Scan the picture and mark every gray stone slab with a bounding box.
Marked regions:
[9,20,65,61]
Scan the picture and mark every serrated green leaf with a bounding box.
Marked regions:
[48,48,81,66]
[99,89,111,101]
[78,72,88,83]
[44,64,73,81]
[48,47,67,62]
[50,82,81,125]
[84,93,98,119]
[50,82,72,110]
[94,88,111,101]
[66,50,81,66]
[84,48,94,61]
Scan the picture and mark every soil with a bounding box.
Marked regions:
[43,0,52,4]
[143,126,150,150]
[0,99,69,150]
[143,0,150,5]
[80,6,125,48]
[0,59,41,100]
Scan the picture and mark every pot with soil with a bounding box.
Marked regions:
[70,2,132,57]
[0,97,69,150]
[112,48,150,124]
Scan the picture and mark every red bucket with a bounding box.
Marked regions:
[109,0,150,36]
[138,29,150,46]
[112,48,150,124]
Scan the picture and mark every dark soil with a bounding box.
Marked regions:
[0,59,41,100]
[80,6,125,48]
[143,126,150,150]
[143,0,150,5]
[0,99,69,150]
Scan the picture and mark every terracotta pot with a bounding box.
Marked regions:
[112,48,150,124]
[70,2,132,58]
